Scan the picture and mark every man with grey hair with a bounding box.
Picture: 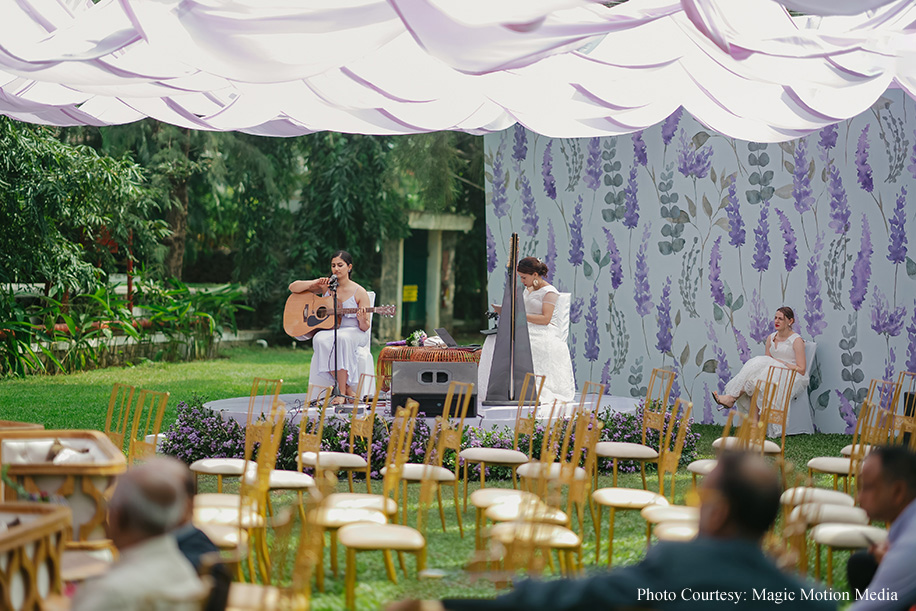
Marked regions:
[72,459,206,610]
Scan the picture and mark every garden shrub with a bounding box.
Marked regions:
[161,395,245,464]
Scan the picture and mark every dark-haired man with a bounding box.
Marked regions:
[389,451,835,611]
[848,445,916,611]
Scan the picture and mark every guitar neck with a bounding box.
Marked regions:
[336,307,380,315]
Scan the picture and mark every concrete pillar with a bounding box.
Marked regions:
[425,230,442,331]
[379,238,403,341]
[439,231,457,331]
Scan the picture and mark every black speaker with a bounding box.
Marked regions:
[390,361,477,418]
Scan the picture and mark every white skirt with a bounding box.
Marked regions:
[724,355,808,435]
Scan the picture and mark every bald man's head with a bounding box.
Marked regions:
[699,451,782,540]
[108,459,186,545]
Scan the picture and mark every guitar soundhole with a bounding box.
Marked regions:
[315,306,328,318]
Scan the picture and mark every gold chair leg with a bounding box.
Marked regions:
[317,528,326,592]
[639,461,647,490]
[402,480,409,525]
[463,462,469,512]
[396,551,407,578]
[645,520,652,548]
[217,474,223,494]
[345,548,356,610]
[613,459,619,487]
[417,547,427,574]
[384,550,398,583]
[815,542,822,580]
[436,486,447,533]
[347,470,354,493]
[453,483,464,538]
[365,466,372,495]
[826,547,834,588]
[594,505,602,564]
[511,465,518,489]
[607,507,617,566]
[330,529,339,577]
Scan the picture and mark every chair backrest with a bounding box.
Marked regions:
[846,400,893,489]
[105,383,135,453]
[657,399,693,500]
[555,292,571,343]
[865,378,897,413]
[643,368,676,441]
[296,385,332,473]
[571,380,605,417]
[380,400,419,503]
[127,389,169,463]
[440,381,474,455]
[513,373,546,457]
[891,371,916,449]
[348,374,381,455]
[763,365,797,453]
[244,378,283,458]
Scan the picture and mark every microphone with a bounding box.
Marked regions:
[328,274,339,288]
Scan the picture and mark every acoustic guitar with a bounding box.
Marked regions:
[284,292,396,338]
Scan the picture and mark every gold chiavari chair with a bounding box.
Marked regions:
[890,371,916,449]
[103,383,135,454]
[127,389,170,463]
[312,400,419,592]
[386,382,474,536]
[301,374,381,493]
[459,373,545,510]
[338,404,428,610]
[191,378,283,492]
[194,406,286,583]
[594,399,693,564]
[595,369,675,488]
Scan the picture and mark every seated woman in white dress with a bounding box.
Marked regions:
[713,306,808,414]
[288,250,370,405]
[496,257,576,405]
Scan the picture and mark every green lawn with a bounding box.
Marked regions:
[0,346,858,610]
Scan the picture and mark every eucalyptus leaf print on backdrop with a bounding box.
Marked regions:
[752,203,771,274]
[656,277,673,355]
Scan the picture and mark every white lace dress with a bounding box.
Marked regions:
[525,285,576,406]
[724,331,809,418]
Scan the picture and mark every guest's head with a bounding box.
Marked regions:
[517,257,549,289]
[698,451,781,541]
[857,445,916,524]
[154,456,198,526]
[774,306,795,332]
[107,459,187,550]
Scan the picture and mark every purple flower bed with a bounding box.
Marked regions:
[163,397,700,481]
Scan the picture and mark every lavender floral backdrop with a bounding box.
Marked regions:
[484,89,916,434]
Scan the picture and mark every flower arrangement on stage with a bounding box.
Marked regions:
[385,329,429,347]
[160,396,245,464]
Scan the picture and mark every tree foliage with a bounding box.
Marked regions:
[0,117,165,289]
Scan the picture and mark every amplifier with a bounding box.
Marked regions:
[390,361,478,418]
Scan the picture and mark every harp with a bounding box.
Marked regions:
[485,233,534,403]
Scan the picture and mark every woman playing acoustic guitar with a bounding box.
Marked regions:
[289,250,371,405]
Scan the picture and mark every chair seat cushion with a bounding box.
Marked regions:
[712,436,782,455]
[193,504,264,529]
[195,493,242,508]
[516,462,587,481]
[459,448,529,465]
[654,521,698,542]
[382,463,455,482]
[485,501,568,525]
[197,523,248,549]
[469,488,538,510]
[228,583,280,610]
[300,451,368,470]
[338,523,425,551]
[687,459,717,475]
[641,504,699,524]
[806,456,851,475]
[489,522,580,549]
[780,487,855,507]
[592,488,669,510]
[810,524,888,548]
[325,493,398,516]
[594,441,658,460]
[789,503,868,526]
[257,469,315,490]
[312,506,387,529]
[840,444,872,457]
[190,458,254,476]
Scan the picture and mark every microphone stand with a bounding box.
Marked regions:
[329,275,346,405]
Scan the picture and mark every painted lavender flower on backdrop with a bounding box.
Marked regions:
[484,91,916,433]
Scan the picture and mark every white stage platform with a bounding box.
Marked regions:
[204,392,641,430]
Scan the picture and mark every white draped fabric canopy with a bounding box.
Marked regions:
[1,0,915,141]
